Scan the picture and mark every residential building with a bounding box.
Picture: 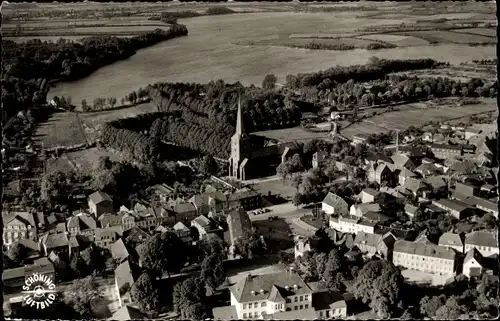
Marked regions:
[438,233,464,253]
[464,231,499,257]
[114,259,139,307]
[111,239,130,263]
[403,178,428,197]
[322,192,349,216]
[173,221,193,244]
[393,240,457,275]
[415,163,443,177]
[98,213,124,229]
[3,211,37,248]
[353,231,397,260]
[468,196,498,218]
[88,191,113,217]
[227,207,253,247]
[39,232,69,257]
[228,271,313,319]
[454,182,479,198]
[429,143,462,159]
[463,248,487,278]
[349,203,381,217]
[398,168,418,186]
[311,290,347,319]
[18,238,41,260]
[358,188,380,204]
[167,198,198,222]
[66,214,97,237]
[3,258,56,295]
[191,215,220,239]
[404,204,419,219]
[367,163,392,184]
[95,227,122,249]
[424,176,448,197]
[189,194,211,216]
[432,199,473,219]
[391,153,416,171]
[312,151,328,169]
[227,189,262,211]
[329,215,379,235]
[261,308,317,320]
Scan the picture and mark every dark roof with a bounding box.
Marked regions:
[465,231,498,248]
[464,248,484,266]
[394,240,456,260]
[230,272,311,303]
[433,199,470,212]
[363,211,391,223]
[312,290,347,311]
[3,211,36,227]
[227,208,252,244]
[403,177,426,193]
[41,232,69,249]
[88,191,112,204]
[424,176,447,189]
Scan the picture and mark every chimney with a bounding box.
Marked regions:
[251,290,256,295]
[285,285,290,291]
[293,284,298,290]
[260,289,265,295]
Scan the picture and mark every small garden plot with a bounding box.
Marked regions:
[451,28,496,37]
[65,147,120,175]
[357,34,429,46]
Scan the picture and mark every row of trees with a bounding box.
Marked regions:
[297,72,498,107]
[285,57,439,89]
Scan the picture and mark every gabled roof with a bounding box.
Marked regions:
[227,208,252,244]
[433,199,470,212]
[322,192,348,209]
[173,221,190,232]
[375,163,392,175]
[88,191,112,204]
[360,188,379,197]
[230,272,311,303]
[95,227,122,240]
[464,248,484,266]
[354,231,383,248]
[114,260,136,296]
[424,176,447,189]
[192,215,212,228]
[41,232,69,249]
[391,154,411,167]
[404,204,419,215]
[399,168,417,178]
[3,211,36,227]
[363,211,391,223]
[109,305,146,321]
[394,240,456,260]
[438,233,463,247]
[67,214,97,231]
[111,239,130,263]
[353,203,381,215]
[465,231,498,248]
[403,177,426,193]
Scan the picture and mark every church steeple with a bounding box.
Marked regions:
[236,91,244,136]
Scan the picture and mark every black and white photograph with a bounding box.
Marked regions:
[1,0,498,320]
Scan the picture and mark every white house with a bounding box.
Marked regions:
[464,231,499,257]
[438,232,464,253]
[321,193,349,216]
[463,248,486,278]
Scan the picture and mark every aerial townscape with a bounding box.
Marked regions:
[1,0,498,320]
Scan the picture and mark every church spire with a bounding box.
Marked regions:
[236,90,244,136]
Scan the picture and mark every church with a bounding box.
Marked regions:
[228,96,301,181]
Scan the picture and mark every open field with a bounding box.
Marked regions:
[253,126,331,143]
[250,176,297,199]
[340,99,497,139]
[34,112,87,149]
[451,28,497,37]
[244,36,378,50]
[47,147,120,175]
[390,66,496,83]
[401,30,495,44]
[34,103,158,148]
[357,34,429,46]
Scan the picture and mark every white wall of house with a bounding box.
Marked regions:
[322,203,335,215]
[463,258,483,278]
[393,252,455,274]
[464,244,499,258]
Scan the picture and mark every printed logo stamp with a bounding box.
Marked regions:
[22,273,57,309]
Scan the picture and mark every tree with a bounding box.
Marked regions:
[276,161,293,183]
[233,231,266,260]
[63,276,101,317]
[198,234,227,260]
[7,242,27,265]
[420,295,446,318]
[81,99,89,111]
[262,74,278,90]
[130,272,162,317]
[173,277,206,318]
[289,153,304,172]
[138,232,187,277]
[200,253,226,294]
[294,252,318,280]
[108,97,117,108]
[314,252,328,278]
[200,155,218,175]
[70,253,90,279]
[434,296,468,319]
[185,302,211,321]
[353,260,404,318]
[324,160,337,182]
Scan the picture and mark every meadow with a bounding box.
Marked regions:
[340,99,498,140]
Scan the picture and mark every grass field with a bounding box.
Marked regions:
[35,112,87,149]
[451,28,497,37]
[340,99,497,139]
[35,103,158,148]
[401,30,495,44]
[245,37,378,49]
[46,147,120,175]
[357,34,430,46]
[253,127,331,143]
